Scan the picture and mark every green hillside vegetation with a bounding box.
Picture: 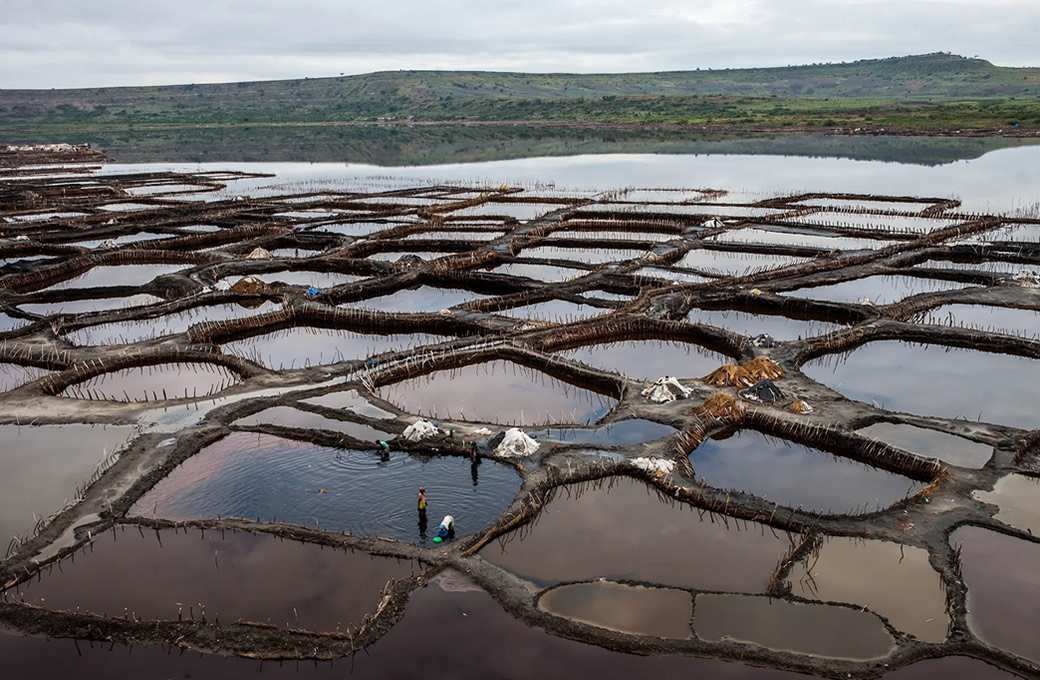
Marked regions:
[2,53,1039,135]
[27,125,1038,167]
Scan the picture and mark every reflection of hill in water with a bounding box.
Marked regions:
[55,125,1040,166]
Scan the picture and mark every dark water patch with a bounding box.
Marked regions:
[0,579,815,679]
[529,419,676,446]
[920,304,1040,339]
[856,422,992,468]
[60,363,241,402]
[65,301,281,346]
[559,339,727,380]
[44,264,192,291]
[18,294,163,316]
[689,431,921,513]
[693,593,895,660]
[883,656,1019,679]
[223,329,445,369]
[482,476,790,591]
[539,582,692,639]
[132,432,520,544]
[377,359,615,426]
[347,286,489,313]
[690,308,841,340]
[0,424,136,542]
[803,341,1040,430]
[785,275,966,304]
[7,529,414,632]
[952,526,1040,663]
[786,537,948,642]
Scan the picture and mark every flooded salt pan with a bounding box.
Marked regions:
[539,582,692,638]
[482,476,790,591]
[377,359,616,426]
[0,424,136,542]
[803,341,1040,430]
[560,339,726,380]
[856,422,992,469]
[132,432,520,544]
[689,431,922,513]
[785,275,966,304]
[952,526,1040,664]
[60,362,241,402]
[7,529,415,632]
[223,328,445,368]
[972,474,1040,534]
[693,593,895,660]
[786,537,948,642]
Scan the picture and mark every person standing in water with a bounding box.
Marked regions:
[417,486,428,538]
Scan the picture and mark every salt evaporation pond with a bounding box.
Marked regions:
[7,530,415,632]
[803,341,1040,430]
[132,432,520,544]
[689,430,922,513]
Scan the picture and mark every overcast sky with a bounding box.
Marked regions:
[2,0,1037,89]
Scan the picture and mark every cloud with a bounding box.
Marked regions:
[0,0,1036,88]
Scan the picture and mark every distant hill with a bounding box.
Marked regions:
[1,53,1039,134]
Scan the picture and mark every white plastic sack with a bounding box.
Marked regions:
[403,418,439,442]
[494,428,540,457]
[640,376,692,403]
[631,457,675,476]
[245,247,273,260]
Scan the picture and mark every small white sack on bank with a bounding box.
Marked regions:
[494,428,540,457]
[631,457,675,476]
[403,418,439,442]
[641,376,692,403]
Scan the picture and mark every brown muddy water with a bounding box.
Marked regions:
[0,574,817,679]
[693,593,895,660]
[481,476,791,590]
[0,424,136,542]
[786,537,948,642]
[972,474,1040,534]
[6,529,416,631]
[539,581,692,638]
[951,526,1040,664]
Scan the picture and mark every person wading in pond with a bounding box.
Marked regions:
[417,486,429,538]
